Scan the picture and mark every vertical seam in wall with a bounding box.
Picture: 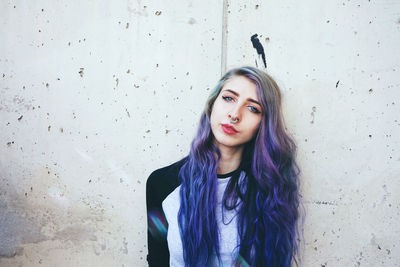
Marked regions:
[221,0,228,76]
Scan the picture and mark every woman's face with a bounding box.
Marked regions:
[210,75,263,150]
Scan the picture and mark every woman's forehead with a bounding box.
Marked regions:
[222,76,259,100]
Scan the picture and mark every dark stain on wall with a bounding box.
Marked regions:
[0,162,108,260]
[0,200,46,258]
[6,141,14,146]
[52,225,97,244]
[250,34,267,68]
[312,200,337,206]
[310,106,316,124]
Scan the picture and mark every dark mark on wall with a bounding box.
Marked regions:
[0,200,47,258]
[6,141,14,146]
[382,184,390,203]
[312,200,337,206]
[250,34,267,68]
[188,18,196,24]
[48,125,51,131]
[310,106,316,124]
[125,108,130,118]
[336,80,340,88]
[79,68,84,77]
[126,22,129,29]
[155,11,162,16]
[120,237,128,254]
[17,115,23,121]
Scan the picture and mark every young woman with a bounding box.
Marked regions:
[146,66,301,267]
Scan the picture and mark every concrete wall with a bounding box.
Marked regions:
[1,1,399,266]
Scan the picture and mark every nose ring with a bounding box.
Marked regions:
[229,116,239,124]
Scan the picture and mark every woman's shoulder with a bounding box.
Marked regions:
[146,156,188,196]
[147,156,187,180]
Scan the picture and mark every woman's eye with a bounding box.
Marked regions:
[248,106,261,114]
[222,96,234,102]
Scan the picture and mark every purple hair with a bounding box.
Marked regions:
[178,66,301,266]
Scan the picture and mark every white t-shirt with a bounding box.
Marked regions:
[162,171,246,266]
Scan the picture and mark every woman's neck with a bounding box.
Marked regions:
[216,145,244,175]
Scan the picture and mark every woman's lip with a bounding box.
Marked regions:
[221,124,238,134]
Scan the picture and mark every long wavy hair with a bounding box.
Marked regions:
[178,66,301,267]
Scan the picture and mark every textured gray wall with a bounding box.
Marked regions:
[1,0,399,266]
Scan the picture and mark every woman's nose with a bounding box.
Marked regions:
[228,105,241,122]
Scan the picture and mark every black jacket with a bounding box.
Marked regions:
[146,157,187,267]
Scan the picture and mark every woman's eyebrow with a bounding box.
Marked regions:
[223,89,261,106]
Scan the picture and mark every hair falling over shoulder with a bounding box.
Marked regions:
[178,66,301,267]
